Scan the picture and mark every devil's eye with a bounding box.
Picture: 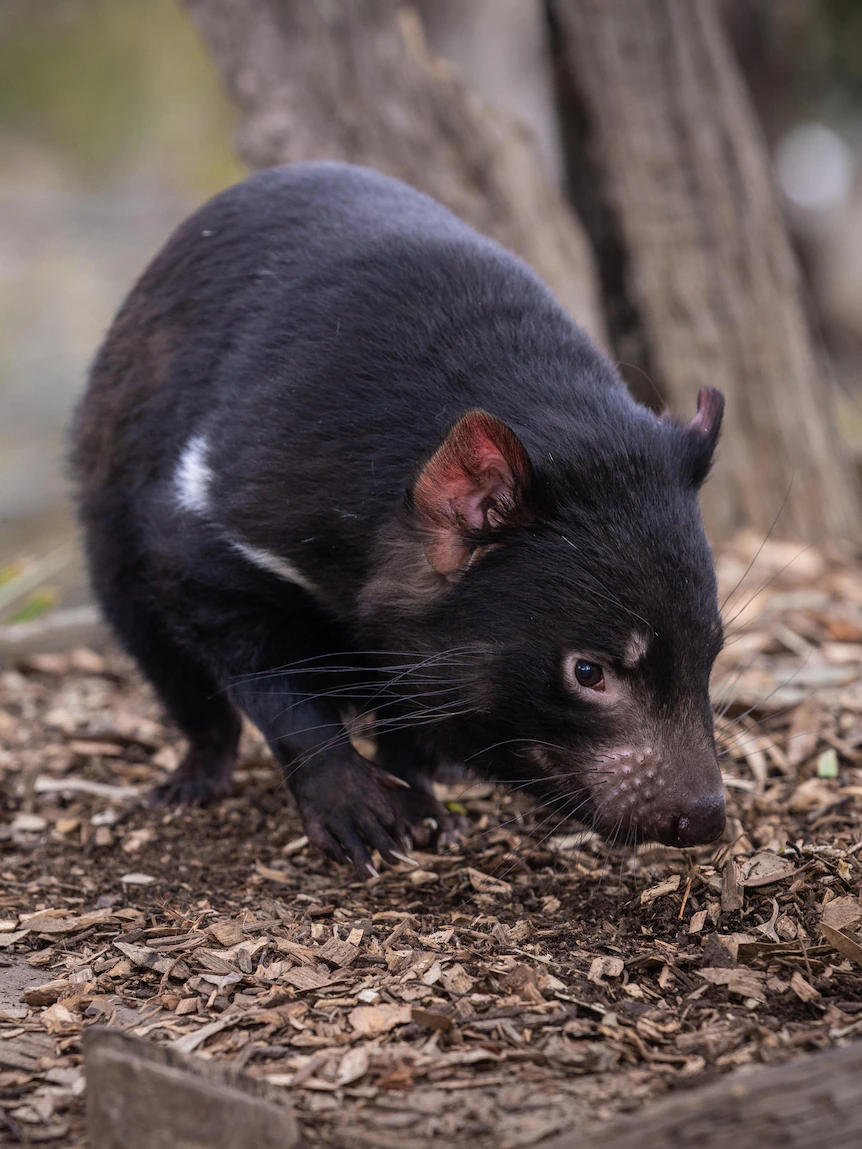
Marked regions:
[574,659,605,691]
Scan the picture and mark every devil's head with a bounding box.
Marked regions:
[362,388,727,849]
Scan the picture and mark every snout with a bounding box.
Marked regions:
[652,791,726,848]
[591,745,726,849]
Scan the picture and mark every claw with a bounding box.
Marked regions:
[366,863,380,879]
[379,771,411,789]
[392,850,419,867]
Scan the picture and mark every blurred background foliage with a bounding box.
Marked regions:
[788,0,862,114]
[0,0,242,191]
[1,0,862,621]
[0,0,241,595]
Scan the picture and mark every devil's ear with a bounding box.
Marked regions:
[684,387,724,486]
[412,410,534,577]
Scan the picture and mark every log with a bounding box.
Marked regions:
[548,0,861,541]
[84,1027,298,1149]
[181,0,606,346]
[539,1039,862,1149]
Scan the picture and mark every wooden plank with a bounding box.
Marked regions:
[539,1040,862,1149]
[85,1027,298,1149]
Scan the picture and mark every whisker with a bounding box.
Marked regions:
[227,646,484,688]
[458,786,602,907]
[719,478,793,613]
[722,541,817,632]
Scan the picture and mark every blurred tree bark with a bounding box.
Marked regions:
[180,0,606,346]
[181,0,861,543]
[547,0,860,540]
[415,0,564,188]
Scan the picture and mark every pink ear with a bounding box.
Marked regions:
[688,387,724,446]
[413,411,533,576]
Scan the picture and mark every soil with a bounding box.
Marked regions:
[1,531,861,1148]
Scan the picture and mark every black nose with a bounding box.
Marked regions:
[652,793,726,847]
[674,793,726,847]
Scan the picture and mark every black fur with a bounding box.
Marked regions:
[71,162,726,876]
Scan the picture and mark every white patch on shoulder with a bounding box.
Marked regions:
[174,435,212,515]
[623,631,650,669]
[230,539,319,596]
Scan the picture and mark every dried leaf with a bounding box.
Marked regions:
[820,922,862,964]
[817,748,839,779]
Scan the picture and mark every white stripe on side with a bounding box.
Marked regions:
[174,435,213,515]
[229,539,319,596]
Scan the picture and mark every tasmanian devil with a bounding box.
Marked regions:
[70,162,727,877]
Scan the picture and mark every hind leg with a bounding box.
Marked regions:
[91,563,241,805]
[143,643,241,806]
[123,623,240,805]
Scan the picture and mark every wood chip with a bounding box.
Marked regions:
[441,963,473,995]
[741,852,795,887]
[821,895,862,932]
[114,943,190,980]
[282,967,331,992]
[317,937,359,969]
[22,980,69,1006]
[5,542,862,1146]
[335,1046,370,1086]
[348,1004,412,1037]
[463,868,512,898]
[721,858,744,912]
[790,971,821,1002]
[640,875,681,905]
[208,920,244,947]
[33,775,140,800]
[697,968,765,1001]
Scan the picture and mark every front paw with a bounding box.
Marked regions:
[390,784,471,850]
[292,756,411,878]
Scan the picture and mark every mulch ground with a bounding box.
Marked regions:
[1,532,862,1148]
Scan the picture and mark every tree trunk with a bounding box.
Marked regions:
[415,0,564,188]
[180,0,606,347]
[547,0,861,541]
